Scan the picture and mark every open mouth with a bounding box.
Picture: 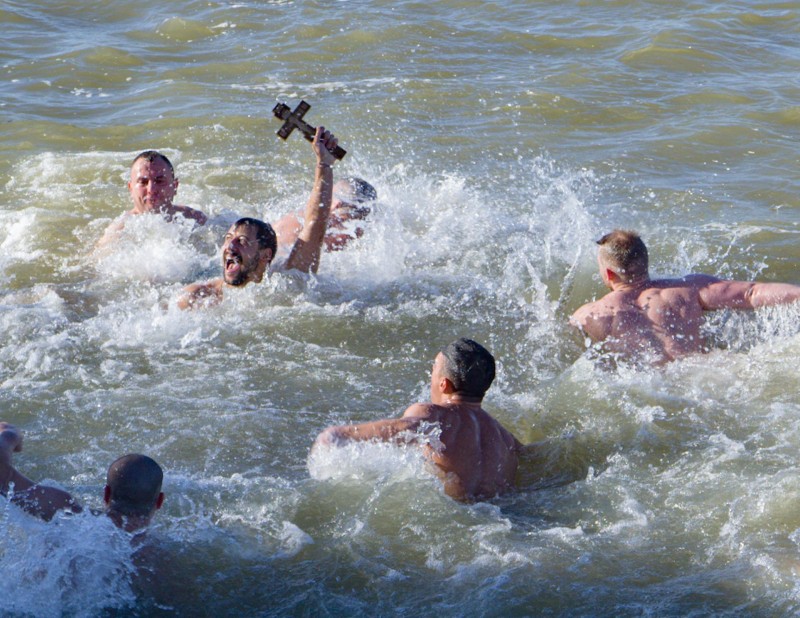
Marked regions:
[224,253,242,276]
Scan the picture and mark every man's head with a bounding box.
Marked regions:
[104,454,164,531]
[597,229,649,287]
[128,151,178,214]
[222,218,278,286]
[332,177,378,217]
[432,338,496,402]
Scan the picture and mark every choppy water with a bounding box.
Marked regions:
[2,0,800,616]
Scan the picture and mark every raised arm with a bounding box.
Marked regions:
[699,277,800,311]
[0,422,82,521]
[283,126,338,274]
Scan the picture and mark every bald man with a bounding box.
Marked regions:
[0,422,164,533]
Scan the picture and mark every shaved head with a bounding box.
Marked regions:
[106,454,163,517]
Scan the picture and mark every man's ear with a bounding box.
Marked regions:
[103,485,112,505]
[155,492,165,510]
[605,267,621,284]
[259,248,274,270]
[440,377,456,394]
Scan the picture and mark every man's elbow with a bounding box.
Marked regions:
[314,427,346,449]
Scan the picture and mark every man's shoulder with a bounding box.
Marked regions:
[652,274,720,290]
[179,278,224,310]
[571,295,616,323]
[402,403,439,420]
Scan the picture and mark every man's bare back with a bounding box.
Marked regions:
[402,402,521,501]
[572,230,800,365]
[571,275,721,363]
[312,340,524,502]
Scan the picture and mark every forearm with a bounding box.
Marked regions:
[748,282,800,308]
[314,419,420,450]
[300,162,333,244]
[285,163,333,273]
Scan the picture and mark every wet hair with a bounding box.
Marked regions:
[106,454,163,517]
[439,338,496,399]
[131,150,175,175]
[233,217,277,258]
[597,229,649,282]
[341,177,377,203]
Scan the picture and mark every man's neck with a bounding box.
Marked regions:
[613,277,651,293]
[107,509,151,533]
[441,394,483,406]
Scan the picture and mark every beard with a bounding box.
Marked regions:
[223,254,256,286]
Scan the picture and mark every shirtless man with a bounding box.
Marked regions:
[272,176,377,252]
[97,151,207,247]
[178,126,339,310]
[570,229,800,365]
[1,422,164,533]
[312,338,523,502]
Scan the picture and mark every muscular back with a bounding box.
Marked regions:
[403,403,521,502]
[571,275,716,364]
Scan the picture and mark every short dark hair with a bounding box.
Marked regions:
[439,338,496,399]
[345,177,378,203]
[234,217,277,257]
[597,229,649,282]
[132,151,175,175]
[106,454,163,517]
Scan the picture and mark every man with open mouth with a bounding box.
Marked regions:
[177,126,339,310]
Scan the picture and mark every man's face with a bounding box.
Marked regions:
[128,158,178,214]
[222,224,267,286]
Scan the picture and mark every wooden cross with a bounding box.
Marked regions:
[272,101,347,160]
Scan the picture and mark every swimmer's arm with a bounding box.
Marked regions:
[313,417,423,450]
[0,423,82,521]
[699,277,800,310]
[284,127,337,274]
[173,205,208,225]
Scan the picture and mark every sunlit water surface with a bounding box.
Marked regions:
[2,0,800,615]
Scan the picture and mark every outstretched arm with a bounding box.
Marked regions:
[313,417,421,451]
[283,126,338,274]
[699,278,800,311]
[0,422,82,521]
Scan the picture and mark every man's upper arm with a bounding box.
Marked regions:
[11,485,81,522]
[698,278,756,311]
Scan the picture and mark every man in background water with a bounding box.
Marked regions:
[97,150,207,248]
[571,229,800,365]
[272,175,378,252]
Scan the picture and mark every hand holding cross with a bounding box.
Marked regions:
[273,101,347,160]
